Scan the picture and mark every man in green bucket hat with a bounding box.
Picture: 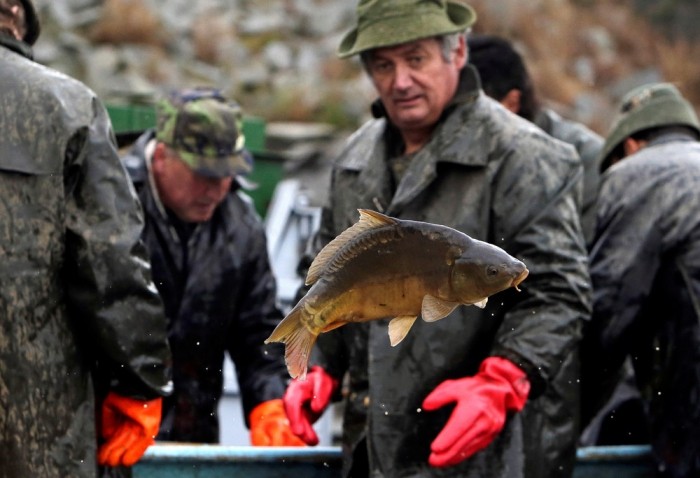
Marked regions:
[282,1,592,477]
[582,82,700,477]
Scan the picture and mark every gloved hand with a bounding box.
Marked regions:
[283,366,338,445]
[98,392,162,467]
[422,357,530,468]
[250,399,306,446]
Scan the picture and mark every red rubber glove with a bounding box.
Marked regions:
[98,392,162,467]
[422,357,530,468]
[250,398,306,446]
[283,366,339,445]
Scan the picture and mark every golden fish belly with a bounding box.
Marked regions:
[302,276,431,334]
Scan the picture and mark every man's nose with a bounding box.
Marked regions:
[393,63,414,91]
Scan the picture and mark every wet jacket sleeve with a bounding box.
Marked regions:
[63,97,172,399]
[227,224,288,424]
[491,144,592,397]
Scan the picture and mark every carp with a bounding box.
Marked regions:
[265,209,528,379]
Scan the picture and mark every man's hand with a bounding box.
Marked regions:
[283,366,338,445]
[250,399,306,446]
[98,392,162,467]
[422,357,530,467]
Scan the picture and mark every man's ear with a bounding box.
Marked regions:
[623,137,646,157]
[152,142,168,171]
[454,35,468,70]
[500,89,522,115]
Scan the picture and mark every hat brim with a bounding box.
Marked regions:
[337,1,476,58]
[178,150,253,178]
[599,96,700,171]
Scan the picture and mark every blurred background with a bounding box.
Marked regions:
[31,0,700,136]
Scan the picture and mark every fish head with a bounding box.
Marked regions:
[449,242,529,303]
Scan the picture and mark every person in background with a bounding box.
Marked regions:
[581,82,700,478]
[0,0,172,476]
[282,1,591,477]
[121,87,303,447]
[467,34,603,244]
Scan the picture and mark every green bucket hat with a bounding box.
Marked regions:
[155,87,252,178]
[19,0,41,45]
[338,0,477,58]
[600,82,700,171]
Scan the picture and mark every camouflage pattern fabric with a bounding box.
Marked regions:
[0,36,171,478]
[155,88,252,178]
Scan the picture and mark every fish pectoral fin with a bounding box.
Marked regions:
[472,298,488,309]
[388,315,418,346]
[421,295,460,322]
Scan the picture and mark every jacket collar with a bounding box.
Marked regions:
[0,34,34,60]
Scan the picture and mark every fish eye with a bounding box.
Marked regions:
[486,265,498,277]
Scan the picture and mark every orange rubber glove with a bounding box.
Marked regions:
[249,398,306,446]
[422,357,530,468]
[283,366,338,445]
[98,392,162,467]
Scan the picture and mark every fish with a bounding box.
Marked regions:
[265,209,529,380]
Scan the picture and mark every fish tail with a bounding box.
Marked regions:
[265,304,318,380]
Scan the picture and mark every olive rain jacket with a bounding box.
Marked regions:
[0,37,172,478]
[535,108,604,245]
[313,66,592,478]
[582,133,700,477]
[122,131,289,443]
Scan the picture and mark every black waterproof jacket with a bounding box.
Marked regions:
[0,37,172,478]
[122,131,289,443]
[582,133,700,477]
[313,66,592,478]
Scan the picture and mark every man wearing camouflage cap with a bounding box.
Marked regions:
[121,87,304,447]
[282,1,591,477]
[582,82,700,477]
[1,0,172,476]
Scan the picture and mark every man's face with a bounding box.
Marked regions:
[365,36,467,136]
[153,144,233,223]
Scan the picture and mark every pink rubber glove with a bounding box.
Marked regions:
[422,357,530,467]
[283,366,338,445]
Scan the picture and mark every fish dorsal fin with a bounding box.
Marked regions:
[473,298,488,309]
[306,209,398,285]
[421,295,460,322]
[388,315,418,346]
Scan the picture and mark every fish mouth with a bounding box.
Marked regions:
[512,268,529,292]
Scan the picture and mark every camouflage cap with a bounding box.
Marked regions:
[337,0,476,58]
[155,87,253,178]
[600,82,700,171]
[19,0,40,45]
